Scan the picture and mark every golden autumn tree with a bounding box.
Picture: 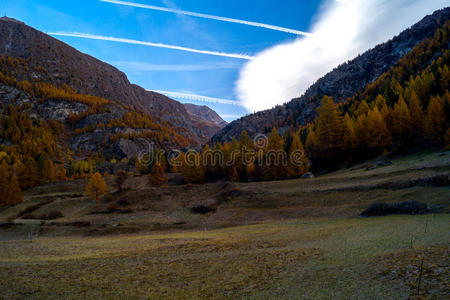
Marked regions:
[264,127,286,180]
[182,152,204,184]
[16,159,38,190]
[353,113,368,150]
[47,160,56,181]
[364,107,392,151]
[239,130,253,150]
[388,95,412,137]
[114,169,128,191]
[316,96,344,155]
[342,113,356,151]
[85,172,108,201]
[0,161,23,206]
[445,128,450,149]
[305,128,318,155]
[424,96,446,142]
[355,100,370,117]
[287,134,309,178]
[406,90,424,132]
[55,164,67,181]
[148,162,168,187]
[8,173,23,205]
[374,95,390,120]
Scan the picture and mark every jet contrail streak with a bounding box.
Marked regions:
[47,32,255,60]
[153,90,243,106]
[100,0,312,37]
[220,114,243,119]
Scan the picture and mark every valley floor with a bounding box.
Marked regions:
[0,151,449,299]
[0,215,448,299]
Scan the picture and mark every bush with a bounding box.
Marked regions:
[191,206,216,214]
[360,200,429,217]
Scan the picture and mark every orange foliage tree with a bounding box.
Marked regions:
[148,162,168,187]
[85,172,108,201]
[0,160,23,206]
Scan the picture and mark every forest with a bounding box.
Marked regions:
[0,20,449,206]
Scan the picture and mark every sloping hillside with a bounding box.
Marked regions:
[212,7,450,142]
[1,150,448,231]
[0,17,221,144]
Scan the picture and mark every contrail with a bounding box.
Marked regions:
[47,32,255,60]
[100,0,312,37]
[220,114,243,119]
[153,90,243,106]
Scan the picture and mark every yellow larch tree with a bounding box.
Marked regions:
[85,172,108,201]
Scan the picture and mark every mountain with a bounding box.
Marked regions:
[184,103,227,128]
[212,7,450,142]
[183,103,227,139]
[0,73,190,163]
[0,17,222,144]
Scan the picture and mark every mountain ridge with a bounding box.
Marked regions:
[212,7,450,142]
[0,17,222,144]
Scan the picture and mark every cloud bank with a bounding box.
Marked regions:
[47,32,255,60]
[237,0,448,112]
[100,0,311,36]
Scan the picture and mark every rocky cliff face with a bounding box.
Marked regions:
[0,81,173,161]
[0,17,222,144]
[212,7,450,142]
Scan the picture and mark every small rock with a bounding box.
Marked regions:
[377,160,392,167]
[301,172,314,178]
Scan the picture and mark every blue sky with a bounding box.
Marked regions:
[3,0,447,121]
[1,0,322,121]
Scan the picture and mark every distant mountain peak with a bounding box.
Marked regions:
[184,103,227,128]
[0,16,24,24]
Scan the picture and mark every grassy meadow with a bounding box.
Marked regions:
[0,215,448,299]
[0,151,449,299]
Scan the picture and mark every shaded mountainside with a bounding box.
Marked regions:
[0,17,221,144]
[213,7,450,142]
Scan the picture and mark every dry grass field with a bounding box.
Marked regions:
[0,150,449,299]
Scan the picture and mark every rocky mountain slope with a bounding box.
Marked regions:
[183,103,228,140]
[0,17,221,144]
[0,79,187,164]
[184,103,227,128]
[212,7,450,142]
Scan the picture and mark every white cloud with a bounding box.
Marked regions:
[237,0,449,112]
